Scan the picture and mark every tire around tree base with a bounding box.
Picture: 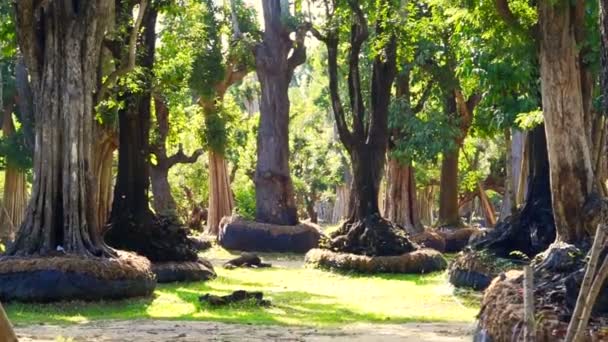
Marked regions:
[218,216,324,253]
[0,252,155,302]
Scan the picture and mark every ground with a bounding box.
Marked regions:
[6,246,479,341]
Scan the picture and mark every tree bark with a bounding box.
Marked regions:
[418,186,436,226]
[207,151,234,234]
[332,184,350,223]
[92,127,117,233]
[384,158,423,234]
[8,1,114,257]
[0,109,28,242]
[253,0,302,226]
[538,0,595,243]
[438,146,462,227]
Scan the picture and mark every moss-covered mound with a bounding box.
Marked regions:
[448,250,521,291]
[218,216,324,253]
[304,248,447,274]
[411,231,446,252]
[0,252,155,302]
[152,258,216,283]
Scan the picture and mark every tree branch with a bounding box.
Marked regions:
[167,146,204,167]
[412,81,434,114]
[96,0,148,103]
[347,0,369,139]
[287,22,311,74]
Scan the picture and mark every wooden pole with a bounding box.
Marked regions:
[523,265,535,342]
[0,302,17,342]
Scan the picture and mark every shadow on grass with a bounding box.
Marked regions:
[6,260,480,327]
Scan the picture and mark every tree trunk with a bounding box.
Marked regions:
[418,186,435,226]
[8,1,113,257]
[92,128,117,233]
[511,130,525,209]
[538,0,595,243]
[472,125,555,257]
[332,184,350,223]
[0,111,28,242]
[207,151,234,234]
[254,0,299,226]
[105,7,196,263]
[149,163,176,217]
[478,183,497,227]
[106,7,157,242]
[499,129,513,222]
[438,147,461,227]
[150,97,202,218]
[384,158,423,234]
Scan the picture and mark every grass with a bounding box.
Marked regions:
[5,247,480,327]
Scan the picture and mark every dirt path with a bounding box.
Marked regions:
[16,320,474,341]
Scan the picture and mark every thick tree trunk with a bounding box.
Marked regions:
[384,158,422,234]
[92,128,117,233]
[105,7,196,263]
[9,1,113,257]
[207,151,234,234]
[0,111,28,242]
[254,1,299,226]
[149,164,176,217]
[418,186,435,226]
[106,7,157,241]
[538,0,595,243]
[438,148,461,227]
[332,184,350,223]
[472,125,555,257]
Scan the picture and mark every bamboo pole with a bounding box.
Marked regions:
[0,302,17,342]
[523,265,535,342]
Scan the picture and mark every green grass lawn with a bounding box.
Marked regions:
[6,247,480,327]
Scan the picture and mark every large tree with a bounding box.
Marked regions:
[490,0,602,243]
[105,1,197,262]
[253,0,307,226]
[7,0,114,256]
[313,0,416,256]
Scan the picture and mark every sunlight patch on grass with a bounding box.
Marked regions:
[6,252,479,327]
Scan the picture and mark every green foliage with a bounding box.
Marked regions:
[233,173,256,220]
[515,110,544,130]
[0,123,33,171]
[389,94,460,164]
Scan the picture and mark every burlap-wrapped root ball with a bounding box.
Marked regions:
[305,248,447,274]
[0,251,155,302]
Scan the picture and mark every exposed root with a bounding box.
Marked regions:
[329,214,417,257]
[105,215,198,263]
